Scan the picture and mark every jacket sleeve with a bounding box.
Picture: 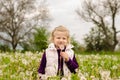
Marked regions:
[38,52,46,74]
[65,55,79,73]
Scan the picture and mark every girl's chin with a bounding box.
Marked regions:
[55,45,64,49]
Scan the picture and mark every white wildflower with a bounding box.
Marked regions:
[19,72,25,77]
[90,75,95,79]
[1,64,8,68]
[31,56,36,60]
[80,76,87,80]
[99,70,111,80]
[26,70,33,76]
[90,76,99,80]
[61,77,68,80]
[25,51,33,57]
[41,75,48,80]
[112,65,118,70]
[10,74,16,78]
[0,70,3,76]
[22,59,29,65]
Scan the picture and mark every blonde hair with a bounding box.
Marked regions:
[49,25,70,44]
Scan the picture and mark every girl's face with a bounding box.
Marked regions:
[53,31,68,49]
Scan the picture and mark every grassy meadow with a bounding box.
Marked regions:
[0,51,120,80]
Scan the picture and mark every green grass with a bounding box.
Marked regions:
[0,51,120,80]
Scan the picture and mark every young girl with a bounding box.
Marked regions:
[38,25,79,79]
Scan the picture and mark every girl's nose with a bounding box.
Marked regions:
[60,38,63,41]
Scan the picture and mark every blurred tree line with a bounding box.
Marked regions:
[0,0,50,52]
[0,0,83,53]
[0,0,120,53]
[76,0,120,52]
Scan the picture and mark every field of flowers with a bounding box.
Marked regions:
[0,51,120,80]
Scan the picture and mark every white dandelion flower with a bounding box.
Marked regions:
[22,59,29,65]
[0,70,3,76]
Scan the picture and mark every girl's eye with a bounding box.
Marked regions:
[57,37,60,39]
[56,37,67,40]
[63,38,66,40]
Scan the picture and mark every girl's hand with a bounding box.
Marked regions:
[60,52,69,62]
